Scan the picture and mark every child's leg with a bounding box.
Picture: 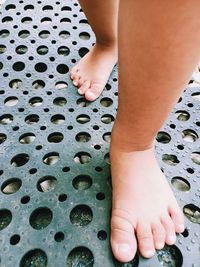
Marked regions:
[70,0,119,101]
[110,0,200,262]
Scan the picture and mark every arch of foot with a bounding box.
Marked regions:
[0,0,199,266]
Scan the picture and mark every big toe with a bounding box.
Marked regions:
[111,209,137,262]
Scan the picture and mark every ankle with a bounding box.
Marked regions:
[111,120,156,152]
[95,38,118,52]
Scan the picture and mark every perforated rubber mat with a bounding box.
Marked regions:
[0,1,200,266]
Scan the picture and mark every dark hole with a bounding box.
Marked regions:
[25,114,39,124]
[11,154,29,167]
[42,5,53,11]
[51,114,65,124]
[32,80,45,89]
[41,17,52,24]
[37,176,57,192]
[57,46,70,56]
[70,205,93,226]
[0,45,6,53]
[54,232,64,242]
[1,178,22,194]
[79,32,90,40]
[100,97,113,107]
[67,247,94,267]
[56,64,69,74]
[37,45,48,55]
[72,175,92,190]
[58,194,67,202]
[0,209,12,230]
[183,204,200,224]
[29,97,43,106]
[156,131,171,144]
[96,192,105,200]
[19,133,36,144]
[103,132,111,143]
[157,245,183,267]
[29,207,53,230]
[43,152,60,165]
[0,29,10,38]
[48,132,64,143]
[18,30,30,38]
[79,47,89,57]
[24,4,34,10]
[0,133,7,144]
[29,168,37,174]
[62,167,70,172]
[39,30,50,39]
[4,96,18,106]
[162,154,180,166]
[76,114,90,124]
[97,230,107,240]
[55,81,68,90]
[74,152,91,164]
[21,17,32,24]
[10,234,20,245]
[12,61,25,71]
[9,79,22,89]
[35,63,47,73]
[101,114,114,124]
[21,195,30,204]
[59,31,70,39]
[20,249,48,267]
[16,45,28,54]
[53,97,67,106]
[75,132,91,143]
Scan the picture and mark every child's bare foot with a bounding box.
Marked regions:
[110,124,185,263]
[70,43,117,101]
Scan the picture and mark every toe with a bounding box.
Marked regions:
[161,214,176,245]
[168,204,185,233]
[78,80,90,95]
[136,222,155,258]
[70,66,79,77]
[85,84,103,101]
[72,74,81,87]
[111,208,137,262]
[151,221,165,250]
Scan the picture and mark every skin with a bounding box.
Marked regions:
[71,0,200,263]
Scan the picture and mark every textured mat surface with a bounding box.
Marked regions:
[0,1,199,266]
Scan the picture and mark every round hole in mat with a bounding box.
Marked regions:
[101,114,114,124]
[79,32,90,40]
[181,228,189,237]
[41,17,52,24]
[182,129,198,142]
[113,253,139,267]
[78,47,89,58]
[56,64,69,74]
[75,132,91,143]
[0,45,6,54]
[76,114,90,124]
[95,166,102,172]
[97,230,107,240]
[10,234,20,245]
[16,45,28,54]
[37,176,57,192]
[5,4,16,10]
[37,45,48,55]
[43,152,60,165]
[55,81,68,89]
[0,209,12,231]
[42,5,53,11]
[25,114,39,124]
[29,207,53,230]
[104,153,110,164]
[171,177,190,192]
[162,154,180,166]
[20,249,48,267]
[70,205,93,226]
[191,152,200,165]
[93,125,99,130]
[21,195,30,204]
[11,153,29,167]
[51,114,65,124]
[54,232,64,242]
[2,16,13,23]
[4,96,18,106]
[183,204,200,224]
[40,126,46,130]
[0,62,3,70]
[38,30,50,39]
[62,167,70,172]
[0,114,13,125]
[74,152,91,164]
[53,97,67,106]
[192,91,200,100]
[100,97,113,107]
[175,110,190,121]
[12,61,25,71]
[156,131,171,144]
[60,18,71,23]
[59,30,70,39]
[32,80,45,89]
[47,132,64,143]
[170,124,176,129]
[96,192,105,200]
[177,145,184,150]
[29,97,43,106]
[58,194,67,202]
[186,168,194,174]
[187,103,193,108]
[18,30,30,38]
[29,168,37,174]
[94,145,101,150]
[0,170,3,175]
[24,4,34,10]
[21,17,32,24]
[1,178,22,194]
[19,133,36,144]
[67,246,94,267]
[57,46,70,56]
[0,133,7,144]
[72,175,92,190]
[61,6,72,11]
[13,126,19,131]
[157,244,183,267]
[9,79,22,90]
[77,97,90,107]
[67,125,73,130]
[103,132,111,143]
[35,62,47,73]
[0,29,10,38]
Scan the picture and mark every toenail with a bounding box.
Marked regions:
[157,242,164,249]
[144,250,155,257]
[73,81,78,86]
[178,224,184,232]
[169,235,176,243]
[117,243,132,254]
[86,91,95,98]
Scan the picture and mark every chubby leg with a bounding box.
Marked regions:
[70,0,119,101]
[110,0,200,262]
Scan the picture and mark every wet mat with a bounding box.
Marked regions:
[0,0,199,266]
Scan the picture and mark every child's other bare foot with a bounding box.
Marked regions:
[110,124,185,263]
[70,43,117,101]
